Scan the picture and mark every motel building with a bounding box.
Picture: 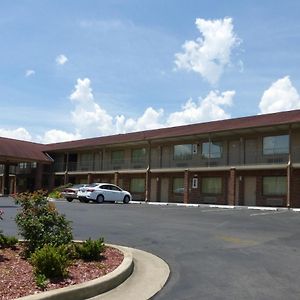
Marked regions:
[1,109,300,207]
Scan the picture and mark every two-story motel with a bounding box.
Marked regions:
[1,109,300,207]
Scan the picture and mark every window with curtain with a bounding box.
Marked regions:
[173,177,184,194]
[111,150,124,164]
[263,176,287,196]
[202,142,223,158]
[132,148,146,163]
[263,135,289,155]
[130,178,145,193]
[202,177,222,194]
[174,144,192,160]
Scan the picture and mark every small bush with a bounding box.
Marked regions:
[30,244,70,278]
[0,233,18,249]
[48,190,62,199]
[76,238,105,261]
[14,190,73,255]
[35,273,48,290]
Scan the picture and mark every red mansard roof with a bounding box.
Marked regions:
[43,109,300,152]
[0,110,300,162]
[0,137,52,163]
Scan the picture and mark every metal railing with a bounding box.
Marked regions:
[52,147,300,172]
[53,158,148,172]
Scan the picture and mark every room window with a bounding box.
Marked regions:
[174,144,192,160]
[132,148,146,163]
[173,178,184,194]
[263,135,289,155]
[130,178,145,193]
[202,142,223,158]
[263,176,286,196]
[19,162,27,169]
[80,153,92,168]
[202,177,222,194]
[111,150,124,164]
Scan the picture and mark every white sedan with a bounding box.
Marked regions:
[77,183,132,204]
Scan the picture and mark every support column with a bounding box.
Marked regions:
[228,168,236,205]
[88,173,94,184]
[287,162,291,208]
[3,164,10,195]
[34,163,43,190]
[145,168,151,202]
[13,176,17,194]
[64,171,69,185]
[63,152,69,185]
[184,170,190,204]
[49,173,55,191]
[287,124,292,208]
[114,172,119,186]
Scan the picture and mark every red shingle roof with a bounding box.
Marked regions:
[44,109,300,151]
[0,137,52,163]
[1,110,299,161]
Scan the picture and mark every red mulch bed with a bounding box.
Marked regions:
[0,244,124,300]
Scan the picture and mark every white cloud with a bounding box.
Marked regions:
[38,129,81,144]
[25,69,35,77]
[2,78,234,143]
[0,127,32,141]
[69,78,234,137]
[70,78,114,136]
[259,76,300,114]
[115,107,164,133]
[56,54,68,65]
[167,90,235,126]
[175,17,240,85]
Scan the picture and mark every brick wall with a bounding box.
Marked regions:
[291,168,300,207]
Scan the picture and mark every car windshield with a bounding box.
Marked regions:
[88,183,100,187]
[72,184,85,189]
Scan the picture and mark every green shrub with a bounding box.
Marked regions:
[0,233,18,248]
[35,273,48,290]
[76,238,105,261]
[30,244,70,278]
[14,190,73,255]
[48,190,62,199]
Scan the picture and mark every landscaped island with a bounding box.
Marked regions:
[0,191,123,300]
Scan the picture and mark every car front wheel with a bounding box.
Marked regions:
[66,198,73,202]
[123,195,130,204]
[96,194,104,203]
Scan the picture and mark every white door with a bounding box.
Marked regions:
[100,185,112,201]
[109,185,123,201]
[244,177,256,206]
[160,178,169,203]
[235,178,239,205]
[150,178,157,202]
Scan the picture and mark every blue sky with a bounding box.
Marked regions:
[1,0,300,143]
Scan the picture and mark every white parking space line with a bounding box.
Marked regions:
[250,210,287,216]
[201,209,235,212]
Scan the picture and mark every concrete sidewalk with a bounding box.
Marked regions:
[130,201,299,211]
[88,247,170,300]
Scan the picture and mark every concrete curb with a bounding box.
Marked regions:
[90,248,170,300]
[18,244,134,300]
[130,201,297,211]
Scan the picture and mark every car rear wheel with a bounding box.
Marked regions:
[123,195,130,204]
[96,194,104,203]
[66,198,73,202]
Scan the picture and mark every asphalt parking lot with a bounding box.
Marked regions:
[2,197,300,300]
